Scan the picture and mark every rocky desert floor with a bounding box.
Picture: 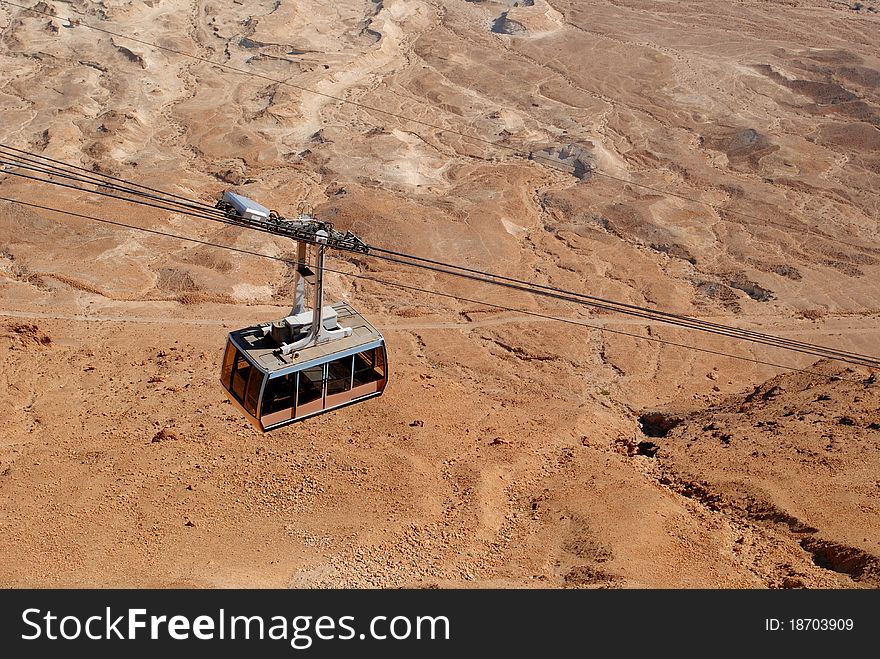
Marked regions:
[0,0,878,588]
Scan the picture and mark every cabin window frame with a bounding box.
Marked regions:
[352,347,386,388]
[221,342,237,390]
[230,351,253,403]
[326,354,355,397]
[261,371,296,417]
[296,363,325,408]
[243,365,263,417]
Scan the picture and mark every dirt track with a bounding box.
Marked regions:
[1,0,878,588]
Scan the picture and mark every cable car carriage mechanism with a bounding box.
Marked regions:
[217,192,387,431]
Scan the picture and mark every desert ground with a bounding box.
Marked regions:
[0,0,878,588]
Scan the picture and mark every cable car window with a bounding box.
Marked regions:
[353,348,385,386]
[231,353,252,401]
[374,348,386,377]
[297,365,324,407]
[263,373,295,415]
[244,368,263,417]
[326,356,353,395]
[221,342,236,390]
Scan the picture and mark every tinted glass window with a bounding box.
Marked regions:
[244,368,263,417]
[221,342,236,390]
[297,365,324,406]
[263,373,295,415]
[353,348,385,386]
[231,353,252,401]
[326,356,353,395]
[374,347,386,377]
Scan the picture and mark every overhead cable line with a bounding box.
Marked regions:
[2,160,878,369]
[0,146,230,220]
[1,0,876,254]
[364,251,880,368]
[365,245,880,364]
[0,144,226,216]
[0,193,867,382]
[2,144,875,369]
[2,151,877,367]
[0,158,244,224]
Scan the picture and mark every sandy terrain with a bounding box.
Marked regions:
[0,0,878,588]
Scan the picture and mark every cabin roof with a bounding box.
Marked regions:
[228,301,384,376]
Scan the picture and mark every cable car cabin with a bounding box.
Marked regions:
[220,302,387,431]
